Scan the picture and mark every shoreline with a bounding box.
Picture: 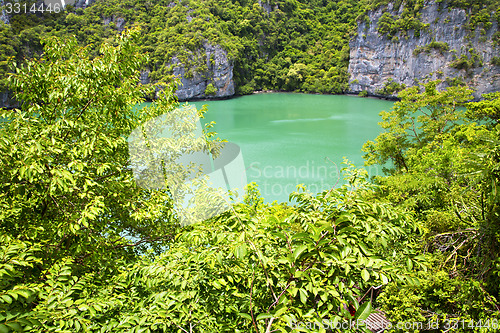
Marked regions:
[176,89,401,104]
[2,87,483,109]
[178,88,485,103]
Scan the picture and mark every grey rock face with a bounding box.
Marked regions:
[348,0,500,98]
[140,70,150,85]
[168,43,235,101]
[115,17,126,30]
[1,0,9,24]
[103,16,126,31]
[258,0,273,14]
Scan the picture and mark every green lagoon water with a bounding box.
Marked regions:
[188,93,394,203]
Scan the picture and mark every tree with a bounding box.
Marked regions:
[362,83,500,323]
[363,81,473,173]
[0,22,20,91]
[0,27,193,331]
[0,28,180,275]
[204,82,217,95]
[0,30,424,332]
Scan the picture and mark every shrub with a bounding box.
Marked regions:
[445,76,466,86]
[378,271,500,330]
[375,79,406,96]
[413,40,449,55]
[204,82,217,95]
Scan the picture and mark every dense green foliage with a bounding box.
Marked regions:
[413,40,450,55]
[374,79,406,97]
[0,32,431,332]
[372,0,500,39]
[449,50,484,71]
[375,0,428,39]
[363,81,500,329]
[2,30,500,332]
[0,0,368,96]
[1,0,500,331]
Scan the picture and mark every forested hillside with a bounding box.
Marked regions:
[1,0,364,98]
[1,0,499,99]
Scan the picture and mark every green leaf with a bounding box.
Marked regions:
[256,313,273,321]
[406,258,413,270]
[291,233,310,240]
[299,288,307,304]
[216,252,223,264]
[354,302,372,320]
[272,231,287,241]
[361,269,370,282]
[292,245,307,261]
[235,244,247,259]
[358,242,372,256]
[354,302,372,321]
[1,294,12,304]
[239,313,252,321]
[6,322,22,332]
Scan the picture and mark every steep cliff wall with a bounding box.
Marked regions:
[1,0,9,24]
[168,43,235,101]
[348,1,500,98]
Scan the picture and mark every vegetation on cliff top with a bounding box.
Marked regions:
[0,0,367,95]
[1,0,498,99]
[371,0,500,37]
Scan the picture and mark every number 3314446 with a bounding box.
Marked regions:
[3,2,62,14]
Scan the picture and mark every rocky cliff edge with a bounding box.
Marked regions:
[348,0,500,99]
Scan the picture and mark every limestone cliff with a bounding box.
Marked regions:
[168,42,235,101]
[348,1,500,99]
[1,0,9,24]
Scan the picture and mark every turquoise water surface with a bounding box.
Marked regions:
[187,93,394,203]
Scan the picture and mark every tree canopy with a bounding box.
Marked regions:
[1,1,500,330]
[0,29,438,332]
